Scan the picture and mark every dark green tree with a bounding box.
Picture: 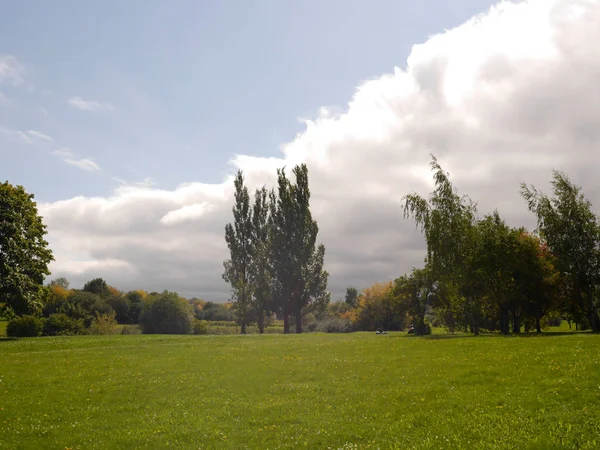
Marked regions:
[394,267,434,335]
[249,186,272,334]
[223,171,253,334]
[521,171,600,331]
[0,181,54,316]
[345,287,359,307]
[269,164,329,333]
[83,278,110,298]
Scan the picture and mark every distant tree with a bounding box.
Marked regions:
[394,267,434,335]
[83,278,111,298]
[0,181,54,316]
[345,287,359,307]
[223,171,253,334]
[269,165,330,333]
[49,277,70,290]
[521,171,600,331]
[139,290,194,334]
[106,295,131,323]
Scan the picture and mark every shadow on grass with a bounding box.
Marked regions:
[0,337,18,342]
[388,330,596,340]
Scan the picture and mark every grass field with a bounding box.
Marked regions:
[1,331,599,450]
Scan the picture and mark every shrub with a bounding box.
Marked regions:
[193,319,209,335]
[89,311,119,335]
[315,318,354,333]
[42,313,86,336]
[414,321,432,335]
[120,325,141,335]
[6,315,44,337]
[139,291,194,334]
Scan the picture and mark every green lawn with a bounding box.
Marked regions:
[1,332,599,449]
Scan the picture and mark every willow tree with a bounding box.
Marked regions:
[402,155,479,333]
[269,164,329,333]
[223,171,253,334]
[521,171,600,331]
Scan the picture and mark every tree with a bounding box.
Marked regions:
[0,181,54,316]
[402,156,479,333]
[49,277,70,290]
[249,186,272,333]
[139,290,194,334]
[269,165,329,333]
[394,268,434,335]
[521,171,600,331]
[83,278,111,298]
[345,287,358,307]
[223,171,253,334]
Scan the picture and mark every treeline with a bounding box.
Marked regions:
[327,156,599,335]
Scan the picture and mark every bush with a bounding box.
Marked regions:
[89,311,119,335]
[42,313,86,336]
[193,319,209,335]
[315,318,354,333]
[139,291,194,334]
[6,315,44,337]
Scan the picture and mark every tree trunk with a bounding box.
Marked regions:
[535,317,542,334]
[257,311,265,334]
[295,304,303,334]
[283,314,290,334]
[241,322,247,335]
[512,312,520,334]
[500,309,510,335]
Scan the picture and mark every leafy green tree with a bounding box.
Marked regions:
[0,181,54,316]
[402,156,479,333]
[269,165,329,333]
[83,278,111,298]
[345,287,358,307]
[249,186,272,333]
[139,290,194,334]
[223,171,253,334]
[521,171,600,331]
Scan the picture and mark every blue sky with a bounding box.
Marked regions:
[1,0,498,203]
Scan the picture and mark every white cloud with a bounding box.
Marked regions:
[68,96,114,111]
[0,55,26,86]
[52,148,101,172]
[27,130,53,142]
[0,126,34,144]
[39,0,600,300]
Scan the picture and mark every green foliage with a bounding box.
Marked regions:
[345,287,358,307]
[6,315,44,337]
[42,313,86,336]
[0,181,54,316]
[48,277,70,290]
[521,171,600,331]
[223,170,254,334]
[193,319,209,335]
[88,311,119,335]
[83,278,111,298]
[195,302,232,321]
[139,290,194,334]
[1,333,599,449]
[314,317,353,333]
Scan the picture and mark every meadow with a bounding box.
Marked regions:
[0,329,599,450]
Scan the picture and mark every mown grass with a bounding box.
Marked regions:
[0,331,599,449]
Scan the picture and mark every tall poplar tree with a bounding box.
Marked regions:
[223,171,253,334]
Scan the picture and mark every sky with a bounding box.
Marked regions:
[2,0,599,301]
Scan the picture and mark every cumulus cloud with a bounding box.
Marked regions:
[68,96,114,111]
[0,55,26,86]
[39,0,600,300]
[52,148,101,172]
